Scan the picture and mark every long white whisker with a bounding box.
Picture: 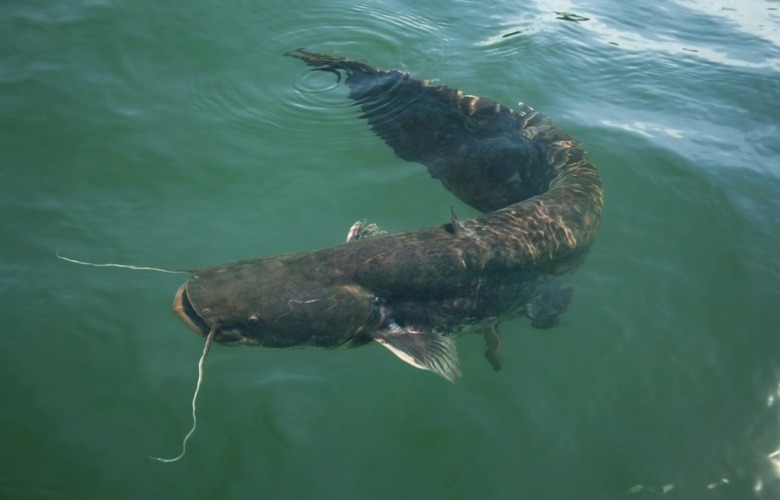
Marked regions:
[56,250,190,274]
[150,326,216,463]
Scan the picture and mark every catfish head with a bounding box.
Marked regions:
[173,248,462,381]
[173,252,382,350]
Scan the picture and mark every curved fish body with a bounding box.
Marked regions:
[173,50,603,382]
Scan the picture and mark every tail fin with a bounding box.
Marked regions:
[286,49,577,213]
[285,49,379,83]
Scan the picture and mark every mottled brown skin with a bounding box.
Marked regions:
[173,50,603,381]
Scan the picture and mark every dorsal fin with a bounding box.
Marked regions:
[450,206,466,235]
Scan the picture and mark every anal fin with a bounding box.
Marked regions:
[372,322,461,382]
[525,279,574,329]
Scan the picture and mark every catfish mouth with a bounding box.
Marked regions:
[173,284,247,345]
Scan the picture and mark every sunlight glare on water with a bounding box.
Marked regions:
[2,0,780,498]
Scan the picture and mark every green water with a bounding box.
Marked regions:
[3,0,780,498]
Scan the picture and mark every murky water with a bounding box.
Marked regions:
[2,0,779,498]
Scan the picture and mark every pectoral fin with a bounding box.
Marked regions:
[346,220,387,242]
[372,322,461,382]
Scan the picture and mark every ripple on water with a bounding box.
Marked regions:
[188,1,572,151]
[182,1,453,149]
[270,1,456,62]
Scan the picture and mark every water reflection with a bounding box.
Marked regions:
[476,0,780,70]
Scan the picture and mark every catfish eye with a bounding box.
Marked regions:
[247,314,260,324]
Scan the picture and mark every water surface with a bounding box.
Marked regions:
[2,0,780,498]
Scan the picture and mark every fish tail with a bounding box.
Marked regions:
[285,48,379,82]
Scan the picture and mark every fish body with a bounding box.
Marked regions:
[173,50,603,381]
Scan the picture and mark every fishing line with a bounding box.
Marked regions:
[150,326,216,463]
[56,250,192,274]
